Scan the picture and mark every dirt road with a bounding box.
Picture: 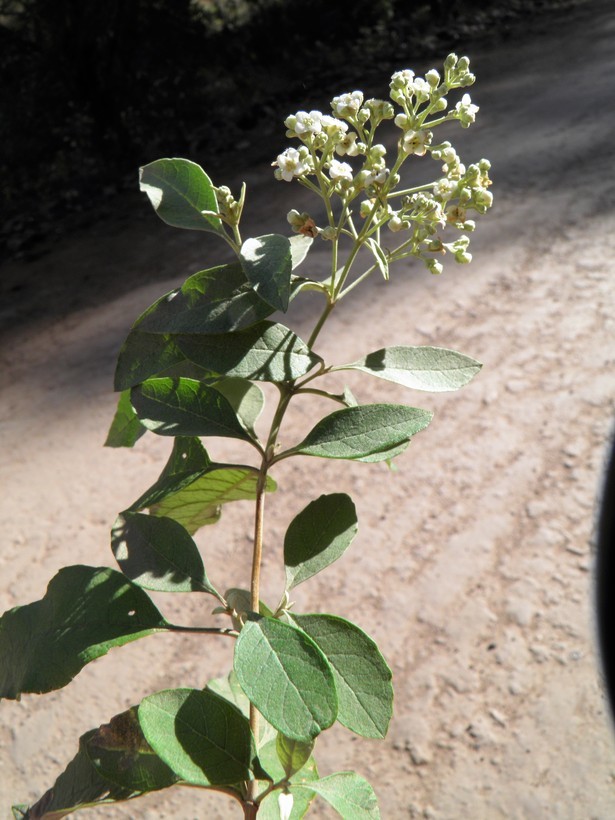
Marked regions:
[1,1,614,817]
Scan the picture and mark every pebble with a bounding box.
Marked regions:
[489,708,507,727]
[505,597,535,627]
[530,644,550,663]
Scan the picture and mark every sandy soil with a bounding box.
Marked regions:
[1,1,615,817]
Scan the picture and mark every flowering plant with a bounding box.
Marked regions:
[1,55,492,819]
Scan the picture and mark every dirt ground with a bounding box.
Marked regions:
[1,1,615,817]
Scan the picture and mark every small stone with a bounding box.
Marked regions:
[526,500,547,519]
[530,644,549,663]
[489,709,506,727]
[504,597,534,627]
[565,545,586,556]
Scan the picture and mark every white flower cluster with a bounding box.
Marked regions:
[272,55,493,275]
[272,88,395,188]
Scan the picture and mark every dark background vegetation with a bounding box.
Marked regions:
[0,0,573,263]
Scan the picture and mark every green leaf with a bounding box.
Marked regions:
[130,435,211,511]
[104,390,147,448]
[365,237,389,281]
[340,345,482,391]
[139,158,225,235]
[293,615,393,739]
[207,670,278,748]
[276,734,314,778]
[234,617,337,742]
[240,234,293,311]
[213,377,264,438]
[130,377,254,442]
[355,439,410,463]
[111,512,218,595]
[225,588,274,620]
[294,772,380,819]
[257,740,318,819]
[0,566,166,699]
[16,733,135,819]
[150,466,277,535]
[114,330,186,392]
[207,670,251,719]
[138,688,254,786]
[284,494,357,590]
[288,404,433,461]
[175,321,321,382]
[289,235,313,270]
[84,706,178,792]
[135,262,275,335]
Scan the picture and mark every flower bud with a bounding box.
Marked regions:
[444,53,458,71]
[365,98,395,121]
[426,69,440,88]
[427,258,444,275]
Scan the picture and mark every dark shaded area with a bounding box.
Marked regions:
[597,432,615,728]
[0,0,578,263]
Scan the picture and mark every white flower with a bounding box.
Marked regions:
[279,793,294,820]
[273,147,310,182]
[285,110,323,138]
[433,178,456,200]
[410,77,431,101]
[328,159,353,182]
[335,132,360,157]
[331,90,363,119]
[441,145,458,164]
[390,69,414,88]
[402,129,432,156]
[363,167,388,187]
[320,114,348,135]
[455,93,479,126]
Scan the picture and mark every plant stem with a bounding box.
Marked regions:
[250,470,268,613]
[165,624,238,637]
[243,800,258,819]
[307,299,335,348]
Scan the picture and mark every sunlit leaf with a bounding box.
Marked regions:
[234,618,337,742]
[276,734,314,778]
[287,404,432,461]
[130,436,211,512]
[257,739,318,820]
[294,771,380,818]
[293,615,393,738]
[338,345,482,391]
[240,234,293,311]
[213,377,264,438]
[289,235,313,270]
[139,158,225,235]
[150,466,276,535]
[365,237,389,281]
